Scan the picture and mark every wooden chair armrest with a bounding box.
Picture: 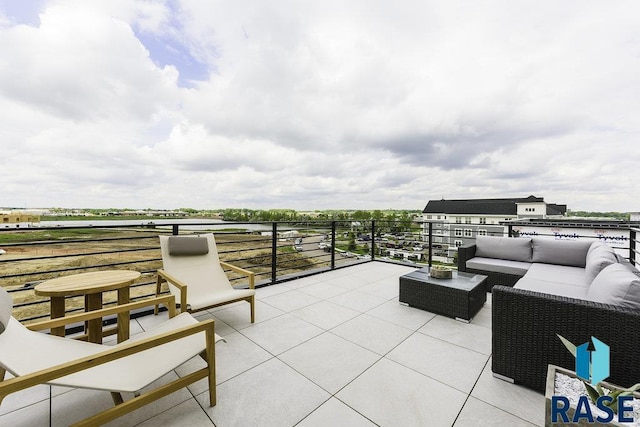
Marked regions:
[156,269,188,312]
[26,296,178,331]
[157,269,188,290]
[0,318,215,398]
[220,262,256,289]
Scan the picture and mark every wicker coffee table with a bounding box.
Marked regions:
[399,267,487,322]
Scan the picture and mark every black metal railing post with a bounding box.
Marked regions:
[428,222,433,267]
[507,224,513,237]
[370,220,375,261]
[330,221,336,269]
[271,222,278,284]
[172,224,179,235]
[631,228,637,265]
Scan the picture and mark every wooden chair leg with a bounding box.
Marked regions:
[250,295,255,323]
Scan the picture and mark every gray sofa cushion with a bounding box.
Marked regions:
[524,263,587,288]
[0,286,13,335]
[475,236,532,262]
[584,242,618,285]
[466,257,531,277]
[531,238,592,267]
[168,236,209,256]
[586,263,640,309]
[514,277,589,299]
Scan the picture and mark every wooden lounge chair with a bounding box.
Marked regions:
[0,287,221,427]
[156,233,256,322]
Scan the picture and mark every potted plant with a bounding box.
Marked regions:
[429,265,452,279]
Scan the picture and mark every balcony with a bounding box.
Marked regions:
[1,220,637,426]
[0,261,545,426]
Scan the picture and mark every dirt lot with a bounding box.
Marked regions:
[0,230,319,322]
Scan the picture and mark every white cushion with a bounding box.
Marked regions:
[586,263,640,309]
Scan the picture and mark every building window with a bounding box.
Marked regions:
[454,228,463,237]
[454,240,463,247]
[456,217,462,224]
[478,229,487,236]
[464,229,472,237]
[465,217,471,224]
[479,217,486,224]
[426,215,432,219]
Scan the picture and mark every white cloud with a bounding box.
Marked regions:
[0,0,638,212]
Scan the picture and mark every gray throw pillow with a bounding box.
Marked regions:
[584,242,618,285]
[475,236,532,262]
[168,236,209,256]
[586,263,640,309]
[0,286,13,335]
[531,238,592,267]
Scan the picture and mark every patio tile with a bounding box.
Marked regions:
[0,399,50,427]
[337,358,467,427]
[0,382,50,416]
[135,398,214,426]
[260,289,321,312]
[330,314,413,355]
[471,304,492,329]
[386,333,489,394]
[239,313,324,355]
[454,396,537,426]
[290,300,360,330]
[324,274,372,290]
[297,282,350,299]
[197,358,330,427]
[358,276,400,300]
[328,289,388,312]
[418,315,492,355]
[212,300,284,330]
[366,299,436,330]
[279,332,380,394]
[297,397,376,427]
[281,276,322,290]
[175,331,273,396]
[470,358,545,426]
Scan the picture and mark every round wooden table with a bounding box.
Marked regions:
[35,270,141,343]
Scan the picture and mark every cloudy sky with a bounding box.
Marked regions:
[1,0,638,212]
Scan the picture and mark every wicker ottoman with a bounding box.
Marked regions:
[399,267,487,322]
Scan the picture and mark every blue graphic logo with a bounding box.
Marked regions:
[575,337,609,385]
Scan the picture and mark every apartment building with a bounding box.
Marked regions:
[421,196,567,255]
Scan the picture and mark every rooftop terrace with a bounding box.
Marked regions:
[1,261,544,426]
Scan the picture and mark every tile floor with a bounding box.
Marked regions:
[0,262,545,426]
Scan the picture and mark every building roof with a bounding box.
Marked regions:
[422,195,564,216]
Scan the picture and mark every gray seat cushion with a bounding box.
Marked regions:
[466,257,531,277]
[586,263,640,309]
[514,277,589,300]
[523,263,587,288]
[475,236,532,262]
[0,286,13,335]
[531,238,592,267]
[584,242,618,285]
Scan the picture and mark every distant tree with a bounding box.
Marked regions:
[348,232,357,251]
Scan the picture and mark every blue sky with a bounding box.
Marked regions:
[0,0,638,212]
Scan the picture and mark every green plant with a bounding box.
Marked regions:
[558,334,640,413]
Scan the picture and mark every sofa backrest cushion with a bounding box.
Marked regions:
[0,286,13,335]
[531,238,592,267]
[586,263,640,309]
[475,236,532,262]
[584,242,618,285]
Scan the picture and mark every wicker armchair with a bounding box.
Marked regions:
[492,285,640,393]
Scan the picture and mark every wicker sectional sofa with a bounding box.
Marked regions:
[458,235,640,392]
